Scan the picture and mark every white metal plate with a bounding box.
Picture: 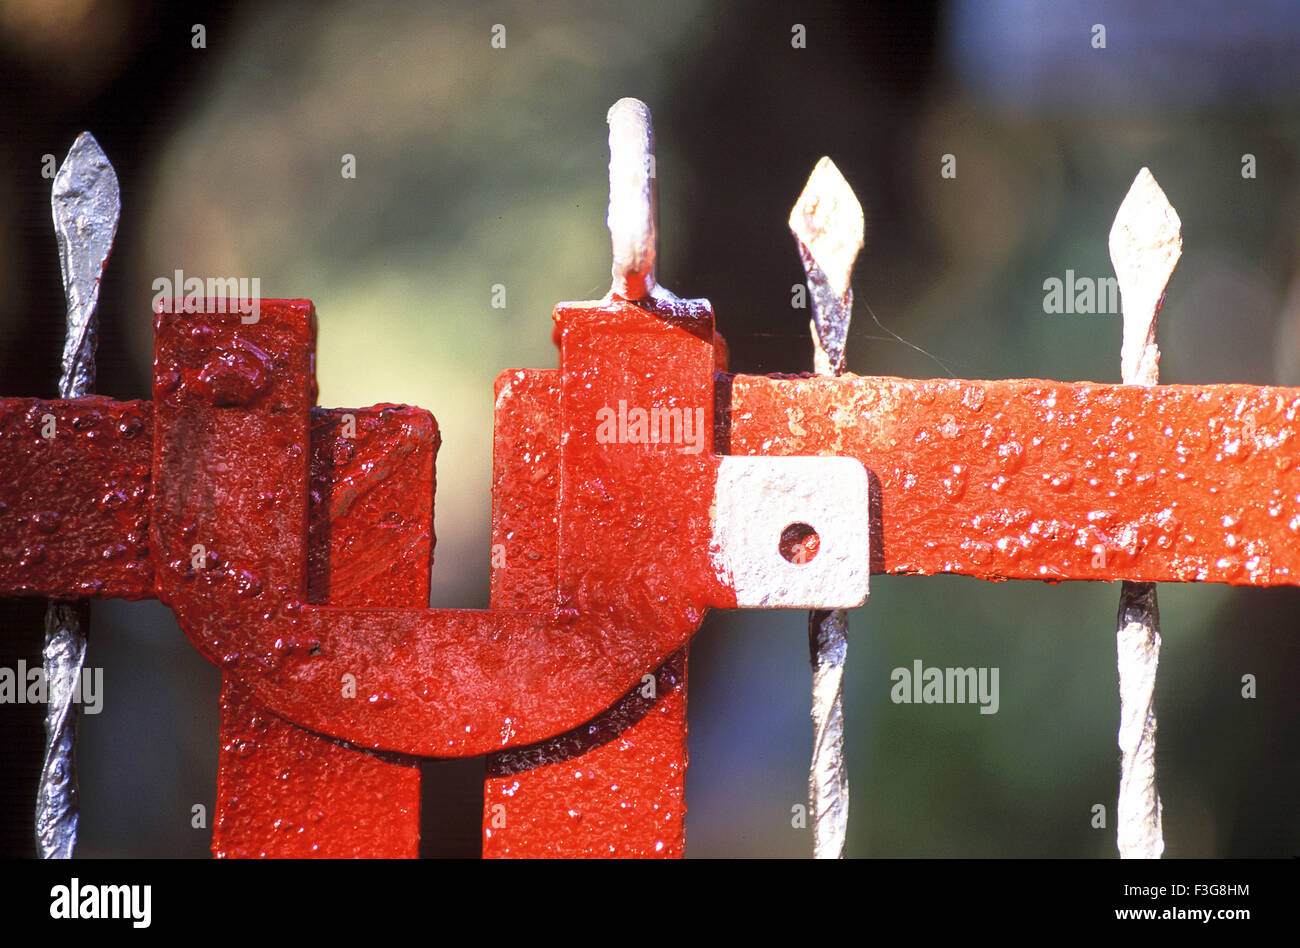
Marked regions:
[711,455,870,609]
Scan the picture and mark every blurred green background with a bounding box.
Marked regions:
[1,0,1297,857]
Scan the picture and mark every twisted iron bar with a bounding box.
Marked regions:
[38,132,118,858]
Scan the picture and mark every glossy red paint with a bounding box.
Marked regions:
[0,397,153,600]
[485,368,688,857]
[4,291,1300,859]
[150,298,732,757]
[727,374,1300,584]
[483,649,689,858]
[213,406,436,858]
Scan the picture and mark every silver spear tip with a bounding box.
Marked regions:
[51,130,120,399]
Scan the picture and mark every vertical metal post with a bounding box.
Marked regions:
[1109,166,1181,859]
[38,132,119,858]
[790,157,864,858]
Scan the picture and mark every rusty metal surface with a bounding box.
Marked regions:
[212,406,434,858]
[727,374,1300,584]
[484,368,688,857]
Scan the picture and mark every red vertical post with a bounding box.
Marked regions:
[213,405,437,857]
[483,369,691,857]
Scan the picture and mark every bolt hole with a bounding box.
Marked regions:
[779,523,820,564]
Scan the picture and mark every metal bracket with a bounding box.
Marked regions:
[712,456,870,608]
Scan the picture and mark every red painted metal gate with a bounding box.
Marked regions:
[4,101,1297,858]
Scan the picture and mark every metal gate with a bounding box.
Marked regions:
[5,99,1296,858]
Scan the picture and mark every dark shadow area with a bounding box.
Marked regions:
[490,649,687,776]
[0,601,46,857]
[419,756,486,859]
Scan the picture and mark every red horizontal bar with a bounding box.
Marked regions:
[726,374,1300,584]
[0,397,153,599]
[0,399,439,602]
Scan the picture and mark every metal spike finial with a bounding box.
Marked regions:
[790,157,864,375]
[52,131,119,399]
[1109,166,1178,861]
[790,156,864,859]
[606,98,660,301]
[1110,167,1181,388]
[38,131,119,859]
